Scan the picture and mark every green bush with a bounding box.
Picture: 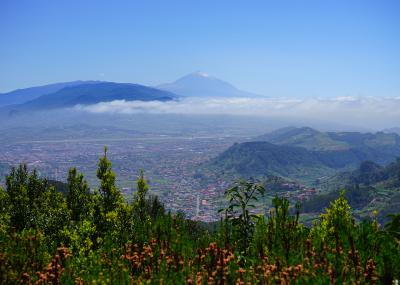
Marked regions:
[0,150,399,284]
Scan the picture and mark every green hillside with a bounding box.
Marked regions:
[203,137,400,183]
[205,141,335,182]
[303,158,400,223]
[256,126,349,151]
[256,127,400,163]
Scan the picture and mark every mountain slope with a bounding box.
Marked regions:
[158,72,261,98]
[302,158,400,223]
[318,159,400,190]
[255,127,400,165]
[384,127,400,135]
[0,81,100,107]
[203,137,400,183]
[257,127,400,151]
[256,127,348,151]
[8,82,176,111]
[204,141,335,181]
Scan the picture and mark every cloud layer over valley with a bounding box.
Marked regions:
[73,96,400,129]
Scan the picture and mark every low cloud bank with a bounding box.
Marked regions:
[73,96,400,129]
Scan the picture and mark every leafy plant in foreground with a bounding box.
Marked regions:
[219,180,265,254]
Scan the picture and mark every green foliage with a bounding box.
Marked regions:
[96,146,122,213]
[0,187,10,235]
[60,219,95,256]
[0,151,399,284]
[219,180,265,254]
[264,197,305,263]
[133,169,150,222]
[4,164,69,243]
[313,190,354,244]
[385,212,400,241]
[0,229,50,284]
[104,200,133,246]
[35,186,69,245]
[6,164,34,231]
[132,170,154,244]
[67,167,92,222]
[304,158,400,224]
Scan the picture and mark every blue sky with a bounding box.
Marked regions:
[0,0,399,97]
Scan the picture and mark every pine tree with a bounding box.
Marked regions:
[134,169,149,220]
[67,167,92,222]
[5,165,30,230]
[131,170,151,243]
[96,146,121,213]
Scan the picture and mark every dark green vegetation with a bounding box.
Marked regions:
[204,127,400,224]
[206,141,335,181]
[303,159,400,223]
[205,127,400,182]
[1,149,400,284]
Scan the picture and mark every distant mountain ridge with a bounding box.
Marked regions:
[157,72,261,98]
[384,127,400,135]
[0,81,101,107]
[3,82,177,112]
[256,126,400,151]
[0,72,262,113]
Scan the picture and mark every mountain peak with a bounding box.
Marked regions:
[158,72,261,98]
[175,72,222,84]
[191,71,211,78]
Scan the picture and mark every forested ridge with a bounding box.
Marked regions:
[206,126,400,183]
[1,148,400,284]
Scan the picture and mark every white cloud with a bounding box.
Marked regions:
[73,96,400,128]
